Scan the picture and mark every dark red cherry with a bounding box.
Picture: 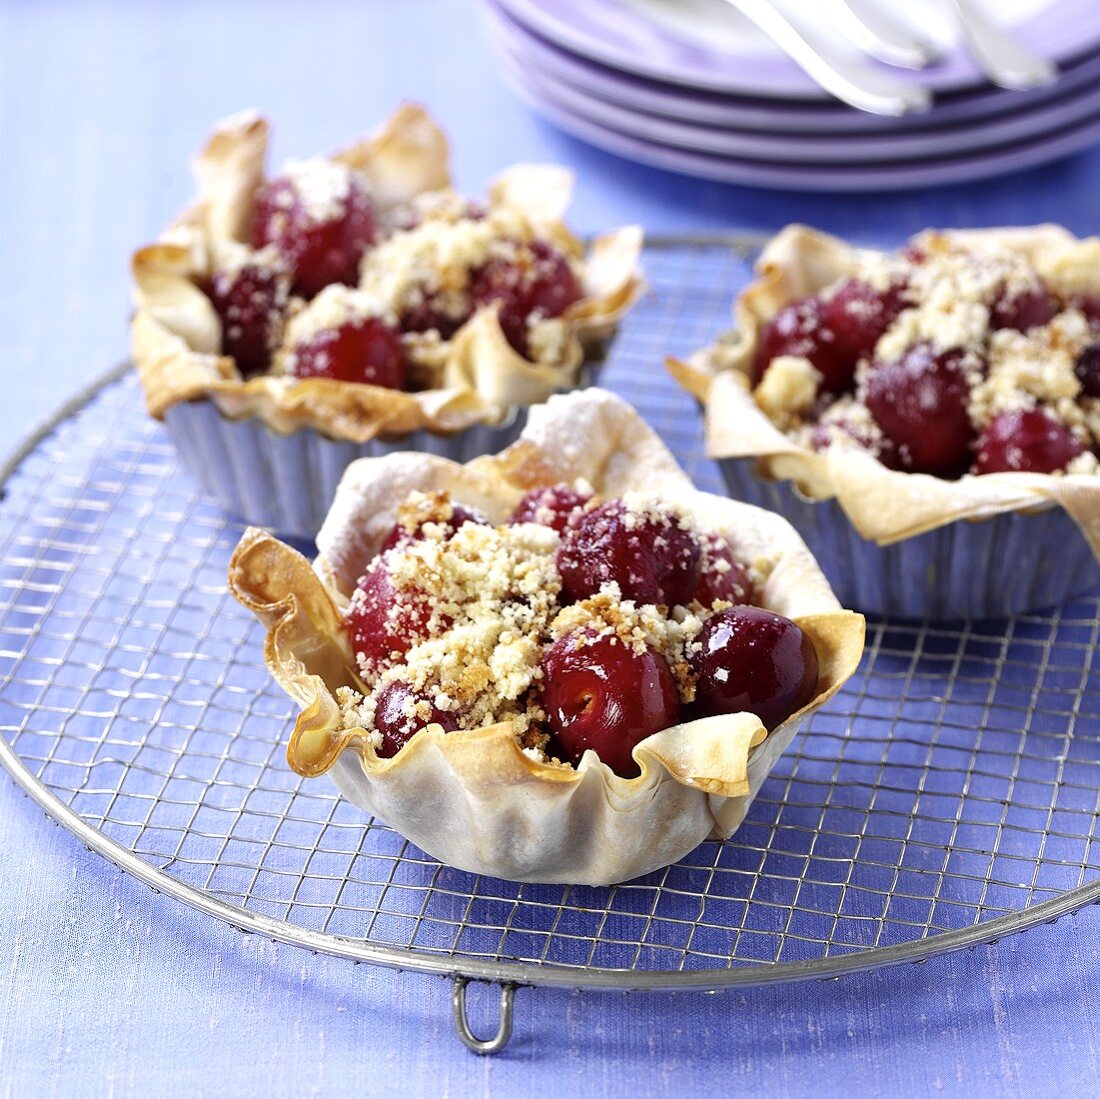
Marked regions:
[975,409,1085,474]
[470,240,581,357]
[864,343,975,477]
[345,560,437,673]
[1075,344,1100,398]
[540,631,681,778]
[821,278,907,365]
[557,499,702,607]
[754,296,851,394]
[990,282,1057,333]
[291,317,406,388]
[693,534,752,608]
[508,485,593,533]
[400,287,473,340]
[371,680,459,758]
[207,262,290,378]
[1074,295,1100,331]
[691,607,818,730]
[380,502,489,552]
[251,168,376,297]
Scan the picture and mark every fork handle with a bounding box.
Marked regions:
[724,0,931,116]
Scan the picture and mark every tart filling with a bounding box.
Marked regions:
[744,230,1099,476]
[669,225,1100,552]
[131,104,644,441]
[329,485,814,778]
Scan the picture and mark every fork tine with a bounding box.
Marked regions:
[832,0,941,70]
[949,0,1057,89]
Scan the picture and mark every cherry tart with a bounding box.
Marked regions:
[131,104,644,444]
[669,225,1100,606]
[228,389,863,885]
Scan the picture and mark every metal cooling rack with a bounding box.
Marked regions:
[3,237,1100,1056]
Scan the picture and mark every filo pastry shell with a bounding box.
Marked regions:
[668,224,1100,555]
[227,388,865,884]
[131,104,644,443]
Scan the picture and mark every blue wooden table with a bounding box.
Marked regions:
[3,2,1100,1094]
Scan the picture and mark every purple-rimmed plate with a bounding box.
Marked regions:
[495,0,1100,100]
[500,64,1100,190]
[484,0,1100,134]
[493,35,1100,163]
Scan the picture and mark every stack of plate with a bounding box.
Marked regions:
[480,0,1100,190]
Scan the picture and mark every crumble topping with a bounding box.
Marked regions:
[755,356,821,429]
[969,312,1088,429]
[359,205,530,316]
[279,283,397,362]
[280,158,356,223]
[337,489,756,752]
[526,314,570,364]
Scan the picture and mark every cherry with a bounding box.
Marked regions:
[345,559,437,673]
[864,342,975,477]
[691,607,819,730]
[975,409,1085,474]
[380,501,489,552]
[1073,294,1100,331]
[693,533,752,608]
[508,484,593,533]
[540,631,681,778]
[251,167,376,297]
[557,499,702,607]
[291,317,406,388]
[371,680,459,758]
[470,240,581,357]
[821,278,907,366]
[1075,344,1100,398]
[754,295,851,394]
[399,291,472,341]
[990,282,1057,333]
[207,262,289,378]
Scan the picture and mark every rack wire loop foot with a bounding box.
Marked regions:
[451,978,516,1055]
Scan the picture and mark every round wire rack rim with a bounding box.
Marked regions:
[4,730,1098,993]
[3,347,1100,995]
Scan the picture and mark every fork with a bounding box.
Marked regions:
[724,0,932,115]
[722,0,1057,116]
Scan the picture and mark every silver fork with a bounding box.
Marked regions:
[722,0,1057,115]
[724,0,932,115]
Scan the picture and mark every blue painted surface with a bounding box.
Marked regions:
[3,1,1100,1094]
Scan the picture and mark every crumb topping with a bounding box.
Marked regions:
[279,283,396,362]
[280,158,356,223]
[360,206,530,318]
[337,489,759,753]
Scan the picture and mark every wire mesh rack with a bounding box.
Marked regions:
[2,237,1100,1055]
